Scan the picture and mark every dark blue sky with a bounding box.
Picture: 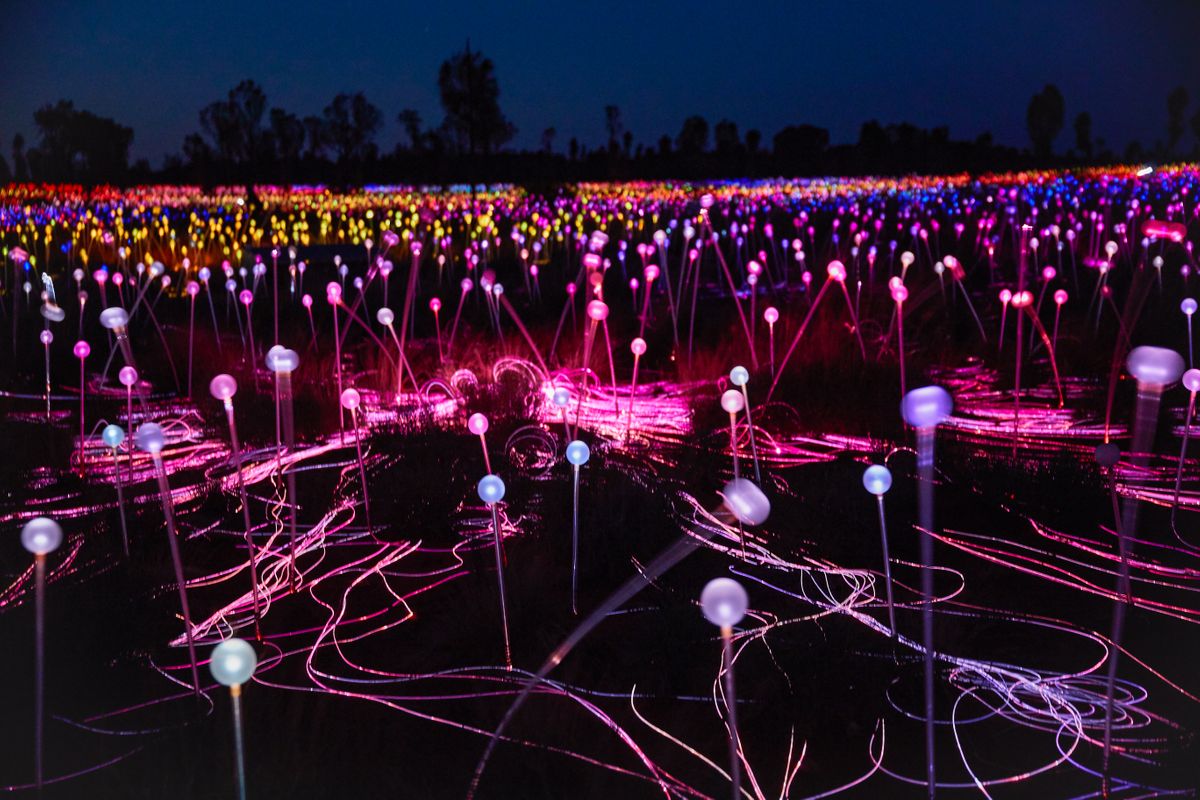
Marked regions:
[3,0,1198,166]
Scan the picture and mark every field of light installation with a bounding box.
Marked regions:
[1,168,1199,798]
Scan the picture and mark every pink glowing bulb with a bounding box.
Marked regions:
[302,293,313,308]
[209,373,237,401]
[326,282,342,303]
[631,337,647,356]
[461,278,474,293]
[565,282,576,296]
[1054,289,1068,305]
[40,329,53,345]
[643,264,659,282]
[119,366,138,387]
[999,289,1012,305]
[186,281,200,297]
[586,300,609,321]
[891,284,909,303]
[238,289,253,306]
[1041,266,1056,281]
[73,340,90,359]
[112,273,124,287]
[468,413,489,436]
[340,388,362,411]
[1011,290,1033,308]
[747,260,762,276]
[429,297,442,313]
[629,278,639,291]
[764,307,779,325]
[720,389,745,414]
[92,269,107,284]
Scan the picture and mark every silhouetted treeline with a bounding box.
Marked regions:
[3,44,1199,188]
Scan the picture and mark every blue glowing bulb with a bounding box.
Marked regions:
[566,440,590,466]
[478,474,506,504]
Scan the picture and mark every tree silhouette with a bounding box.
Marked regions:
[540,127,556,154]
[604,105,623,155]
[1073,112,1093,159]
[745,129,762,155]
[714,119,740,155]
[437,42,515,156]
[1026,84,1064,158]
[302,116,327,159]
[1192,108,1200,156]
[1167,86,1189,154]
[29,100,133,181]
[676,116,709,155]
[773,124,829,173]
[320,93,381,165]
[398,109,423,151]
[269,108,306,166]
[198,80,268,164]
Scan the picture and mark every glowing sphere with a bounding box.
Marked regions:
[376,307,395,326]
[73,340,90,359]
[119,366,138,387]
[186,281,200,297]
[41,304,66,322]
[826,260,847,282]
[209,374,237,401]
[265,346,299,373]
[39,330,53,345]
[700,578,748,627]
[729,366,749,387]
[340,388,361,411]
[900,251,915,266]
[210,638,257,687]
[764,307,779,324]
[102,424,125,449]
[643,265,659,282]
[21,517,62,555]
[720,478,770,525]
[891,284,909,303]
[720,389,745,414]
[566,440,590,466]
[630,337,647,356]
[467,412,490,436]
[325,282,342,303]
[135,422,165,455]
[901,386,953,428]
[999,289,1012,304]
[461,278,474,293]
[1126,346,1184,386]
[552,387,571,407]
[478,474,506,505]
[430,298,442,313]
[301,294,313,308]
[1182,298,1197,316]
[862,465,892,495]
[1095,442,1120,467]
[1184,369,1200,393]
[586,300,609,321]
[1054,289,1069,305]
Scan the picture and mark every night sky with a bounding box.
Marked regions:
[2,0,1199,166]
